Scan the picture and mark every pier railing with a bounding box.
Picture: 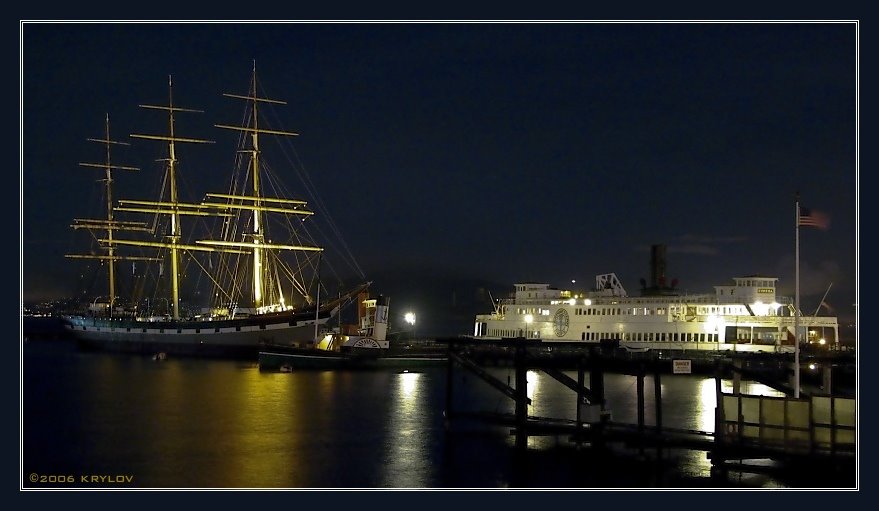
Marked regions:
[718,393,855,455]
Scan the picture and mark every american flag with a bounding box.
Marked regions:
[799,207,830,229]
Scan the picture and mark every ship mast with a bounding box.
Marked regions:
[206,62,322,313]
[125,76,215,320]
[66,114,155,316]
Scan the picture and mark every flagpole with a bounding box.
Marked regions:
[794,194,800,399]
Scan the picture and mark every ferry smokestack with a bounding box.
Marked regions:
[651,244,667,289]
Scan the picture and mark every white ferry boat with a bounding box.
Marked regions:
[473,246,839,353]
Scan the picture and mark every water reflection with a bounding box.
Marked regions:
[379,371,432,487]
[24,342,832,489]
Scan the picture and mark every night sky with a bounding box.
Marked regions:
[20,22,858,335]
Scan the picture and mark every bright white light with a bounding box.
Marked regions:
[704,314,723,333]
[567,298,576,306]
[584,299,592,306]
[819,338,826,345]
[809,363,817,371]
[524,314,534,324]
[404,312,416,326]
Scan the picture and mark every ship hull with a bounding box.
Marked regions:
[63,311,331,359]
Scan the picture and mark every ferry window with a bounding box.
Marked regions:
[581,332,585,341]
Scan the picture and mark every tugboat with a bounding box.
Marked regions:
[258,295,446,370]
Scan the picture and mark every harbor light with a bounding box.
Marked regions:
[404,312,416,326]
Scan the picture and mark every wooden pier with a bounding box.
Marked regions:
[438,337,856,482]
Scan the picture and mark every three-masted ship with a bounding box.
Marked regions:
[63,65,369,358]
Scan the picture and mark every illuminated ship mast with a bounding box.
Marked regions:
[108,76,223,320]
[66,114,156,315]
[199,63,323,314]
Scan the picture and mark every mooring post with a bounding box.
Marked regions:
[654,370,663,459]
[712,360,727,477]
[515,341,528,451]
[732,358,741,395]
[576,358,584,442]
[591,357,605,409]
[637,366,645,456]
[823,365,832,396]
[590,348,606,450]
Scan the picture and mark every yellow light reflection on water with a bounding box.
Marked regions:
[400,371,419,400]
[526,369,539,404]
[379,371,427,487]
[698,378,717,433]
[226,366,297,487]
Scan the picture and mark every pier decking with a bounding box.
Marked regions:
[437,337,856,483]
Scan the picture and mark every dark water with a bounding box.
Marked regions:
[21,339,854,490]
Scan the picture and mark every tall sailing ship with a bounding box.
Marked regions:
[63,65,369,358]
